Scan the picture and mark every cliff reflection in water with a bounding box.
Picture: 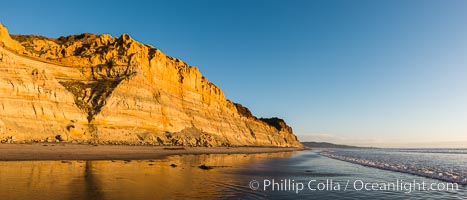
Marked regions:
[0,151,297,200]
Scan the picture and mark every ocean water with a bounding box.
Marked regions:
[0,150,465,199]
[320,148,467,185]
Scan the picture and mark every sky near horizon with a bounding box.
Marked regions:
[1,0,467,147]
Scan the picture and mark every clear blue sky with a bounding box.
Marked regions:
[2,0,467,147]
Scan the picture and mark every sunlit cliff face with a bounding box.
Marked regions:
[0,23,302,147]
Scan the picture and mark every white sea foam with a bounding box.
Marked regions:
[320,150,467,185]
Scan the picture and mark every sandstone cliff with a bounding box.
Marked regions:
[0,23,302,147]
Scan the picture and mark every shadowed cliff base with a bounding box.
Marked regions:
[0,23,302,147]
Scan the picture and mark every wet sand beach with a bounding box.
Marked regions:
[0,150,464,199]
[0,143,304,161]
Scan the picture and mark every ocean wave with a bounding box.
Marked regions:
[391,148,467,154]
[320,150,467,185]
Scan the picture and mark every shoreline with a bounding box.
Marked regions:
[0,143,304,161]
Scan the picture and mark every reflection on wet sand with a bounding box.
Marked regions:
[70,161,104,200]
[0,152,297,200]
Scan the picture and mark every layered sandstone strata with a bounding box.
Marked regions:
[0,23,302,147]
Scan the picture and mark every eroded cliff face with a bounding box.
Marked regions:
[0,23,302,147]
